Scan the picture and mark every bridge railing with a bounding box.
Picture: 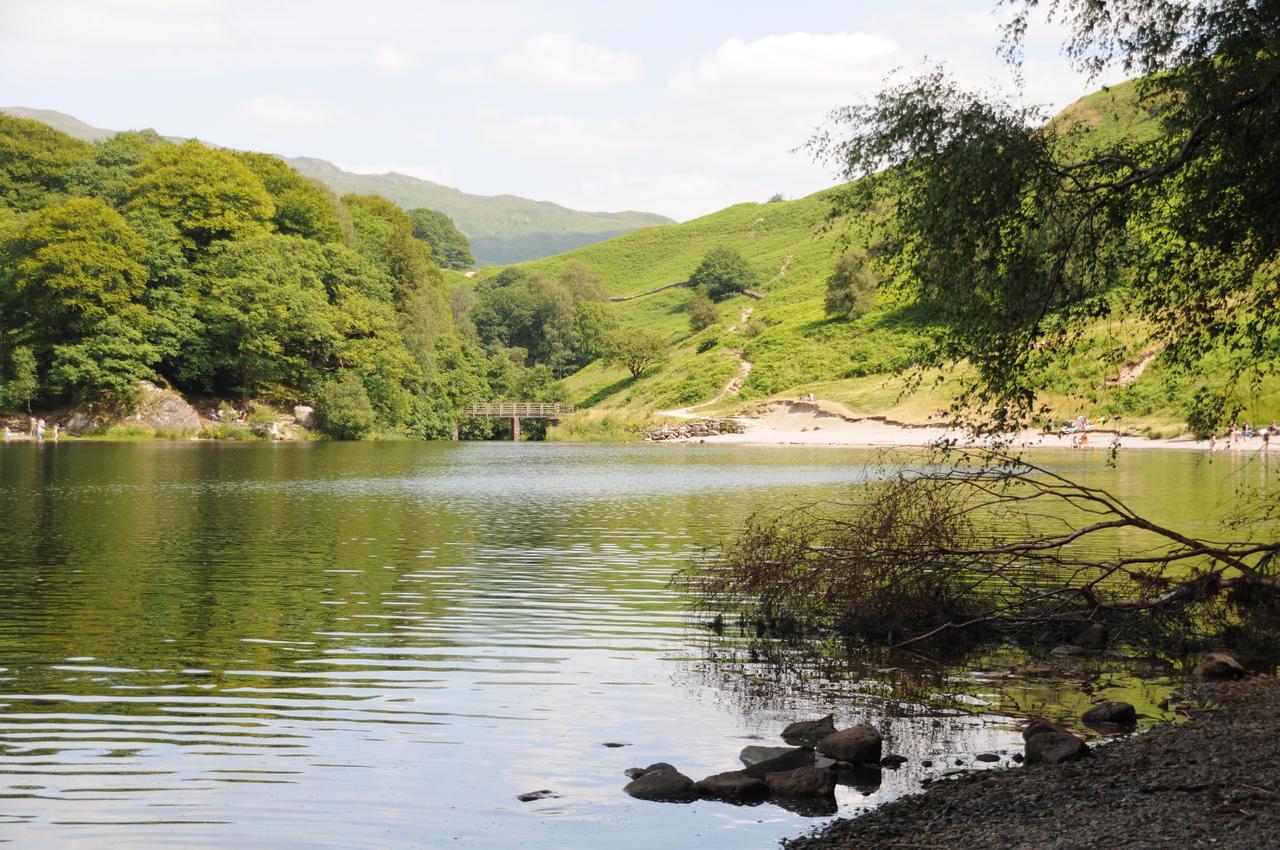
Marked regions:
[461,403,575,418]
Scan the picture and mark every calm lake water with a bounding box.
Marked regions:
[0,441,1269,849]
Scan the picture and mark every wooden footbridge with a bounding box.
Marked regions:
[457,402,575,440]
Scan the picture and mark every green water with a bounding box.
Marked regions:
[0,441,1268,849]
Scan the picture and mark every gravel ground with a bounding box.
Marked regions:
[785,676,1280,850]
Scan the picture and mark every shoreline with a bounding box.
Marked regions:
[652,400,1249,453]
[784,676,1280,850]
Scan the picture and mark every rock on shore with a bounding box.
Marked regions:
[785,677,1280,850]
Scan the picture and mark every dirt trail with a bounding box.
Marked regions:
[657,308,754,419]
[1110,348,1159,387]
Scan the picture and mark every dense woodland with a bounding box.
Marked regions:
[0,117,610,438]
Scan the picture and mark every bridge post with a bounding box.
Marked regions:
[512,416,520,441]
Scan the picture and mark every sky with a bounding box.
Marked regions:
[0,0,1124,221]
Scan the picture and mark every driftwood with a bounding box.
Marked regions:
[684,448,1280,650]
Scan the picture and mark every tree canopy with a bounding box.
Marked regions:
[812,0,1280,429]
[689,247,760,301]
[407,208,474,270]
[0,121,566,439]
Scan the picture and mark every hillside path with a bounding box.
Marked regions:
[657,308,754,419]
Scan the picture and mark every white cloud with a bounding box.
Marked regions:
[668,31,898,108]
[496,32,643,94]
[241,95,337,128]
[371,43,419,74]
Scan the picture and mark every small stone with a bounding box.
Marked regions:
[601,742,629,748]
[817,724,882,764]
[975,753,1000,762]
[694,770,768,800]
[516,789,559,802]
[1024,728,1089,765]
[741,746,815,778]
[1195,651,1245,680]
[1082,701,1137,727]
[781,714,838,745]
[879,754,908,768]
[624,768,697,802]
[921,759,934,768]
[765,766,837,797]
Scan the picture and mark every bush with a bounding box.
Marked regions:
[688,289,719,332]
[315,372,376,440]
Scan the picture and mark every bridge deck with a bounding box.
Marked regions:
[461,403,575,418]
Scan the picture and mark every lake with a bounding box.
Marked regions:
[0,441,1266,849]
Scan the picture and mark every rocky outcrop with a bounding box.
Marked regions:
[817,724,883,765]
[65,381,201,434]
[1194,651,1245,680]
[781,715,838,746]
[741,746,818,778]
[293,405,315,428]
[646,418,744,441]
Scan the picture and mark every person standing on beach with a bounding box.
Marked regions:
[36,418,45,441]
[51,423,59,442]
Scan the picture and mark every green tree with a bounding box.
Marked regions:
[824,250,878,320]
[196,235,339,401]
[814,0,1280,426]
[689,247,760,301]
[238,152,351,244]
[5,346,37,412]
[0,114,91,211]
[688,289,719,331]
[315,371,376,439]
[604,329,666,379]
[66,130,165,206]
[407,208,474,270]
[1,198,157,398]
[343,195,440,304]
[125,141,274,251]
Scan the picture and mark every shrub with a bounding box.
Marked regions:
[315,372,376,440]
[688,289,719,332]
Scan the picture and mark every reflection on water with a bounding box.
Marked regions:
[0,442,1261,848]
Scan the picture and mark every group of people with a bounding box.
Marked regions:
[2,417,59,442]
[1210,420,1279,451]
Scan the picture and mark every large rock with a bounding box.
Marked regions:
[694,770,768,800]
[624,762,677,780]
[781,714,838,745]
[765,766,837,797]
[624,766,697,801]
[1195,651,1245,680]
[65,380,201,434]
[1023,719,1089,765]
[293,405,316,428]
[1082,701,1137,727]
[817,724,882,765]
[741,746,816,778]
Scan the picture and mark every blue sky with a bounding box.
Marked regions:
[0,0,1121,220]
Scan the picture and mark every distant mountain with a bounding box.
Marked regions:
[0,107,673,265]
[284,158,671,266]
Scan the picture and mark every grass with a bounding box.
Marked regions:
[471,79,1280,439]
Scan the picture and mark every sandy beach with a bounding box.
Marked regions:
[661,400,1235,452]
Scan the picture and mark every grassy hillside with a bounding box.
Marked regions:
[286,158,672,266]
[0,107,673,267]
[497,80,1280,437]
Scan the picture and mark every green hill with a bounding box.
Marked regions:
[285,157,672,266]
[0,107,673,266]
[497,80,1279,437]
